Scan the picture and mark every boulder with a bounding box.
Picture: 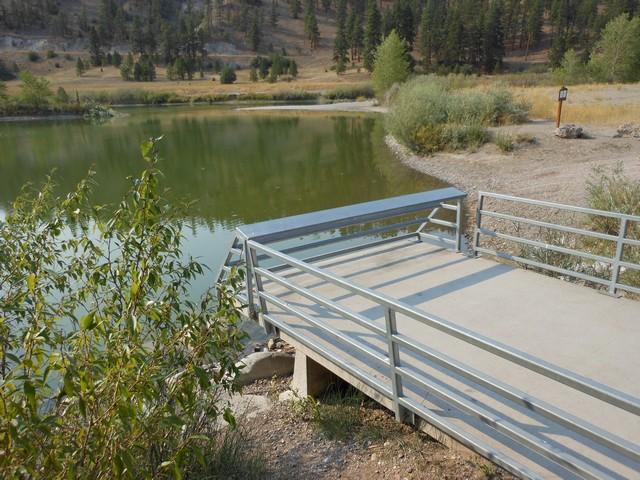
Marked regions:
[615,122,640,138]
[554,124,583,139]
[235,351,295,386]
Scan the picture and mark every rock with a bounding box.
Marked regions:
[235,351,295,386]
[226,393,273,420]
[554,124,583,139]
[615,122,640,138]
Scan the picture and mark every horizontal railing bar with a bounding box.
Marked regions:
[398,367,611,480]
[394,333,640,463]
[475,246,612,287]
[259,290,390,369]
[254,266,387,337]
[478,210,619,243]
[274,217,431,256]
[418,232,456,246]
[476,245,611,285]
[399,396,544,480]
[478,228,614,264]
[441,203,459,211]
[248,240,640,416]
[267,234,418,274]
[616,283,640,294]
[229,247,243,256]
[619,259,640,271]
[623,237,640,247]
[260,311,394,399]
[479,191,640,222]
[428,218,457,228]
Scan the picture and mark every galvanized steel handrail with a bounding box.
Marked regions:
[216,189,466,320]
[473,191,640,295]
[219,189,640,478]
[246,238,640,478]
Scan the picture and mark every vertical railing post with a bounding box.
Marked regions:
[242,239,255,319]
[245,240,274,334]
[610,218,628,296]
[384,307,408,422]
[473,193,485,257]
[455,198,463,252]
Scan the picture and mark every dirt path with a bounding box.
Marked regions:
[389,120,640,209]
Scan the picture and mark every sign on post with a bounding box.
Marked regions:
[556,86,568,128]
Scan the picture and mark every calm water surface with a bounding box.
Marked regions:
[0,104,445,294]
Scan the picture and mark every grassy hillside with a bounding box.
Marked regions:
[1,0,637,101]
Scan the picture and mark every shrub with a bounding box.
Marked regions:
[0,59,15,80]
[386,76,530,154]
[586,163,640,235]
[323,85,375,100]
[220,66,237,84]
[27,51,40,62]
[46,50,57,59]
[494,131,516,152]
[0,138,248,478]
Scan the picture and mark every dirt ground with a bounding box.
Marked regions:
[241,375,516,480]
[389,120,640,210]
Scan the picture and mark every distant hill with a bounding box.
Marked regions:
[1,0,637,77]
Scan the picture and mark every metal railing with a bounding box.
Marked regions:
[473,191,640,296]
[218,189,640,479]
[245,239,639,480]
[216,188,466,318]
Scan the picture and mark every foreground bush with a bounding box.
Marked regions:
[386,76,530,154]
[0,138,247,478]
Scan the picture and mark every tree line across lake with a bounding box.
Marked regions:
[1,0,639,78]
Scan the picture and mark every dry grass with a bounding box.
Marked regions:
[514,84,640,126]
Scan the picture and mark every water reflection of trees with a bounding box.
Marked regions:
[0,109,443,229]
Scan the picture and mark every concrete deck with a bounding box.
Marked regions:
[260,238,640,479]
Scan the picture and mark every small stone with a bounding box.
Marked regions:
[371,453,378,461]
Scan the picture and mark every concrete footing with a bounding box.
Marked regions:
[289,350,339,397]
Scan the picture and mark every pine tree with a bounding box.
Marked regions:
[522,0,544,60]
[483,0,505,72]
[289,0,302,19]
[270,0,279,30]
[250,13,261,51]
[249,66,259,81]
[88,27,104,67]
[333,0,349,73]
[305,0,321,50]
[289,58,298,76]
[131,16,144,54]
[78,5,89,33]
[98,0,114,43]
[363,0,381,72]
[352,14,364,62]
[76,58,86,77]
[393,0,415,46]
[120,52,134,80]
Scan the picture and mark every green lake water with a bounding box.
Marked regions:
[0,104,445,308]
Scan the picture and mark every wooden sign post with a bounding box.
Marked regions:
[556,86,568,128]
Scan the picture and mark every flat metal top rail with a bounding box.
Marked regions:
[478,191,640,222]
[237,187,466,244]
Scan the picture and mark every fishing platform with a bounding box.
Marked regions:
[217,188,640,479]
